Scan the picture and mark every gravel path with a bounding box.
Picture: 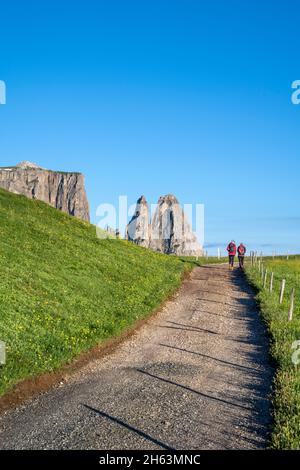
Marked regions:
[0,265,273,450]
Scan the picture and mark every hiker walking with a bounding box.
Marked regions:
[227,240,236,269]
[237,242,246,269]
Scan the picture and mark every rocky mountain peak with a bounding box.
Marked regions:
[137,195,147,205]
[15,161,44,170]
[158,194,179,205]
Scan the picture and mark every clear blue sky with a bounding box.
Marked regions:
[1,1,299,254]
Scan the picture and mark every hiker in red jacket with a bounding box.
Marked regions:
[227,240,236,269]
[237,243,246,269]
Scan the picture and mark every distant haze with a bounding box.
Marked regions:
[204,216,300,256]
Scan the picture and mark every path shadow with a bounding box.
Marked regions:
[135,368,255,412]
[156,323,219,335]
[196,297,241,307]
[81,404,175,450]
[158,343,260,373]
[166,320,219,335]
[196,309,248,321]
[196,289,242,299]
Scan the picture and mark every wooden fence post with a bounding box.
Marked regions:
[288,288,295,321]
[279,279,286,304]
[269,272,274,293]
[263,269,268,289]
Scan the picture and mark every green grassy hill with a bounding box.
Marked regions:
[0,188,194,397]
[246,257,300,449]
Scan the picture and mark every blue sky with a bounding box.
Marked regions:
[0,1,299,254]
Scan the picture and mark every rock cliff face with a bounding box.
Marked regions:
[0,161,90,222]
[126,195,150,248]
[126,194,202,256]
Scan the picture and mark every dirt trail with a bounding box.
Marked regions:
[0,265,273,450]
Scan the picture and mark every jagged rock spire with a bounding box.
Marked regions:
[126,194,203,256]
[126,195,150,247]
[150,194,202,256]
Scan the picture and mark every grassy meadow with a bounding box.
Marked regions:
[245,256,300,449]
[0,187,223,398]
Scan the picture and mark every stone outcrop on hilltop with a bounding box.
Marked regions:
[0,161,90,222]
[126,194,202,256]
[150,194,202,256]
[126,195,150,248]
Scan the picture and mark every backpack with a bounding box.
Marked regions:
[239,245,245,255]
[229,242,235,253]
